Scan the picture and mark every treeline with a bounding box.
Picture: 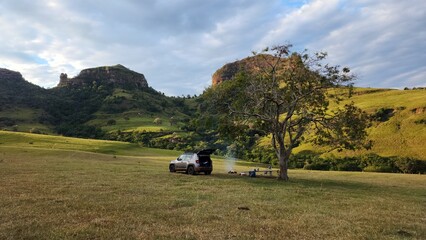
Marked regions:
[289,152,426,174]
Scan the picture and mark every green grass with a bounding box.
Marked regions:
[263,88,426,159]
[89,115,180,133]
[0,108,52,133]
[0,131,425,239]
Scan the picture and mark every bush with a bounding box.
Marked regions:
[304,163,330,171]
[336,162,362,171]
[394,157,426,174]
[360,154,398,173]
[107,119,117,125]
[363,165,395,173]
[29,128,43,134]
[371,108,394,122]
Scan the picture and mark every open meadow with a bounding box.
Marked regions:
[0,131,425,239]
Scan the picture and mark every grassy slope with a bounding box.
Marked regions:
[0,131,425,239]
[0,107,52,133]
[269,88,426,159]
[87,88,187,133]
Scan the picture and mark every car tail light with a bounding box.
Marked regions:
[196,160,200,163]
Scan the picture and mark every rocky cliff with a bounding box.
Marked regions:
[57,64,149,90]
[212,54,280,85]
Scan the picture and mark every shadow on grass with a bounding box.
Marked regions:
[207,172,381,192]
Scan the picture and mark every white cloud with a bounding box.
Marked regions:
[0,0,425,95]
[259,0,426,88]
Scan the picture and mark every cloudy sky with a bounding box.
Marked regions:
[0,0,425,96]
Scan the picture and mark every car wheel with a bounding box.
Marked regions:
[205,171,212,175]
[169,164,176,172]
[187,166,196,175]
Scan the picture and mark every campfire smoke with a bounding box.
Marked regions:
[225,156,237,173]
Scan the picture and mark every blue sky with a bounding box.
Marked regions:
[0,0,425,96]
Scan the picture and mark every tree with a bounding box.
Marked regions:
[206,44,371,180]
[169,116,176,126]
[153,117,162,125]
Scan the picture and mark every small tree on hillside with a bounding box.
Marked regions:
[206,44,371,180]
[153,118,162,125]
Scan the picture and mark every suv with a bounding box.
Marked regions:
[169,149,215,175]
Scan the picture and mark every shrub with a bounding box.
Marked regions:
[29,128,43,134]
[363,165,395,173]
[107,119,117,125]
[371,108,394,122]
[304,163,330,171]
[359,153,398,173]
[153,118,162,125]
[336,162,362,171]
[394,157,426,174]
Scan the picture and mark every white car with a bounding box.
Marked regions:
[169,149,215,175]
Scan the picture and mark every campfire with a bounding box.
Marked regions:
[228,169,237,174]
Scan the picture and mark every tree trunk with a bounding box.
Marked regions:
[278,151,290,181]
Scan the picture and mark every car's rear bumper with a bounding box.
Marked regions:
[195,166,213,172]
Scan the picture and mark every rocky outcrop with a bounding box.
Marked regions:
[212,54,281,85]
[57,64,149,90]
[0,68,24,83]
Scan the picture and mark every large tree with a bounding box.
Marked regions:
[206,44,371,180]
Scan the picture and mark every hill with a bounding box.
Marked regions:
[282,88,426,159]
[0,68,52,133]
[210,57,426,161]
[1,64,424,163]
[0,65,196,138]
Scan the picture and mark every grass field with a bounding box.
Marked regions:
[88,114,181,133]
[0,131,425,239]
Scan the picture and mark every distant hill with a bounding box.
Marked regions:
[0,68,51,132]
[0,68,46,107]
[0,65,195,138]
[1,63,425,160]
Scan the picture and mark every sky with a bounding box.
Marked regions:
[0,0,425,96]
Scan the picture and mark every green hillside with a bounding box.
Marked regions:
[0,66,196,138]
[1,65,425,162]
[289,88,426,159]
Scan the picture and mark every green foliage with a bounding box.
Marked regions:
[314,103,371,151]
[414,119,426,124]
[394,157,426,174]
[0,117,16,127]
[287,152,425,174]
[106,119,117,125]
[371,108,394,122]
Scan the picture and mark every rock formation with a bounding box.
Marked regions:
[57,64,148,90]
[212,54,280,86]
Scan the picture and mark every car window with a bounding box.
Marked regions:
[184,154,193,161]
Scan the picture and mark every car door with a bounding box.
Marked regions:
[181,154,191,170]
[175,154,186,170]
